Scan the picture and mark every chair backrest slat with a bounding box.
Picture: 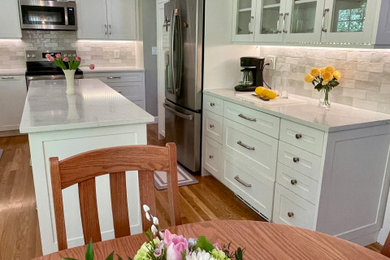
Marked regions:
[139,170,157,231]
[110,171,130,238]
[50,143,181,250]
[78,178,102,244]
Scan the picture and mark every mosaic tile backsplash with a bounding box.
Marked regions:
[0,31,137,70]
[260,46,390,114]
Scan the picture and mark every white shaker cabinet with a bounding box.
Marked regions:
[83,70,146,109]
[232,0,257,42]
[202,92,390,246]
[77,0,137,40]
[0,0,22,38]
[0,75,26,131]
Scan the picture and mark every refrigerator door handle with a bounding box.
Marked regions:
[164,103,194,121]
[170,8,183,97]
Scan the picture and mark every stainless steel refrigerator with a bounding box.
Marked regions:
[163,0,203,173]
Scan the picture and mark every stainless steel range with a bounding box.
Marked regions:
[25,50,83,88]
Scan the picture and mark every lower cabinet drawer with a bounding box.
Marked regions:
[203,111,223,143]
[273,184,316,230]
[276,163,319,204]
[111,85,145,101]
[224,154,275,220]
[204,137,223,181]
[224,119,278,181]
[278,141,322,181]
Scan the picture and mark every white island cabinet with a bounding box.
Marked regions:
[202,89,390,246]
[19,79,154,255]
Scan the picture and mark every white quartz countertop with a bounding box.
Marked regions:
[205,89,390,132]
[0,68,26,76]
[81,66,145,73]
[20,79,154,133]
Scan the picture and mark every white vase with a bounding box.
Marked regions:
[63,69,76,95]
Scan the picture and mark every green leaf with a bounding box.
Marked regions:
[105,252,114,260]
[145,231,153,242]
[193,236,215,252]
[234,248,244,260]
[117,254,123,260]
[85,240,94,260]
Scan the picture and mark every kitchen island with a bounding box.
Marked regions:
[19,79,154,254]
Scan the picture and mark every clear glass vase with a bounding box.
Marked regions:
[319,88,331,109]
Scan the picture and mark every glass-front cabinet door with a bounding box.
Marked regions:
[322,0,379,45]
[254,0,284,42]
[283,0,325,43]
[232,0,257,41]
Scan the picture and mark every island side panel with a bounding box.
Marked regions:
[316,123,390,246]
[28,124,147,255]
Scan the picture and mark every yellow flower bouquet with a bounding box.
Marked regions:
[305,66,341,108]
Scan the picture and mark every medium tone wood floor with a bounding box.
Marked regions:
[0,124,383,259]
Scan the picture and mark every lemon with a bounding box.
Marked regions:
[255,86,266,97]
[263,89,277,99]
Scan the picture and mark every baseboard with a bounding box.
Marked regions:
[154,116,158,123]
[378,227,389,245]
[0,130,22,137]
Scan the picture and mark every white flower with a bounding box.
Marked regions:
[152,216,159,226]
[145,212,151,221]
[143,204,150,212]
[186,249,216,260]
[151,224,158,235]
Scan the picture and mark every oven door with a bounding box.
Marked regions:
[19,0,77,31]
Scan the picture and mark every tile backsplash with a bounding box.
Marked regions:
[0,31,138,70]
[261,46,390,114]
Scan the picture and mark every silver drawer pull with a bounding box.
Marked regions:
[237,141,255,151]
[295,134,302,139]
[287,212,294,218]
[209,155,214,159]
[1,76,14,80]
[234,175,252,188]
[290,179,298,185]
[293,157,300,163]
[107,76,121,79]
[209,124,215,128]
[238,114,256,122]
[209,102,215,107]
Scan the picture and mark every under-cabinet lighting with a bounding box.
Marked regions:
[76,40,136,44]
[257,45,390,52]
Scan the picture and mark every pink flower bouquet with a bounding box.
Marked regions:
[131,205,244,260]
[45,53,94,71]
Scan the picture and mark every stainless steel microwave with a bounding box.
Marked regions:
[19,0,77,31]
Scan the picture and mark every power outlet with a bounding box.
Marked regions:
[114,50,120,59]
[152,46,158,56]
[266,55,277,70]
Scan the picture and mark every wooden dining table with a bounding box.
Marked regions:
[35,220,387,259]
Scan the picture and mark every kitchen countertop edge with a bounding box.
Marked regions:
[204,89,390,133]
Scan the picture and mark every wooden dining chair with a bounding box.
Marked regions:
[381,232,390,257]
[49,142,181,250]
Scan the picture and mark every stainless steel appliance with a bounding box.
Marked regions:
[19,0,77,31]
[25,50,83,88]
[235,57,266,92]
[164,0,203,173]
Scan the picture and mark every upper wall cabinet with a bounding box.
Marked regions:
[234,0,390,47]
[77,0,137,40]
[0,0,22,38]
[232,0,257,42]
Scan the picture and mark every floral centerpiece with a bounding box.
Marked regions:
[304,66,341,109]
[45,53,95,95]
[62,205,244,260]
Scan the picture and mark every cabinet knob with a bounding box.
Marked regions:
[209,155,214,159]
[287,212,294,218]
[295,133,302,139]
[293,157,300,163]
[290,179,298,185]
[209,124,215,129]
[209,102,215,107]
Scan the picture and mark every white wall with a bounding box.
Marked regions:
[203,0,260,91]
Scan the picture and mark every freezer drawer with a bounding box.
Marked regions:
[164,101,201,172]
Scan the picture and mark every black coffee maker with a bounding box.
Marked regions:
[235,57,265,92]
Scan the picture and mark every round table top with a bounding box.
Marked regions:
[35,220,386,260]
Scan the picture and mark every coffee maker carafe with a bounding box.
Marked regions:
[235,57,265,92]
